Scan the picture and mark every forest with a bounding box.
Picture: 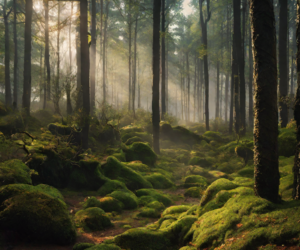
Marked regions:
[0,0,300,249]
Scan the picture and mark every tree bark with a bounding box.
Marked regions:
[133,14,138,117]
[22,0,32,115]
[279,0,289,128]
[216,60,220,119]
[13,0,18,108]
[128,0,132,110]
[250,0,280,203]
[80,0,90,149]
[186,52,190,122]
[67,2,73,115]
[90,0,96,114]
[199,58,203,122]
[44,0,50,102]
[54,2,61,115]
[161,0,166,120]
[102,1,109,104]
[194,55,197,122]
[248,12,254,128]
[4,0,12,107]
[152,0,161,154]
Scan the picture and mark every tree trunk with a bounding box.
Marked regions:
[40,47,43,108]
[216,60,220,119]
[248,13,254,128]
[67,2,73,115]
[128,0,132,110]
[102,1,109,104]
[279,0,288,128]
[4,0,12,107]
[194,55,197,122]
[76,14,82,110]
[90,0,96,114]
[152,0,161,154]
[80,0,90,149]
[133,15,138,117]
[161,0,166,120]
[199,58,203,122]
[250,0,280,203]
[54,2,61,115]
[22,0,32,115]
[199,0,211,131]
[44,0,50,102]
[186,52,190,122]
[229,44,234,134]
[225,4,230,123]
[13,0,18,109]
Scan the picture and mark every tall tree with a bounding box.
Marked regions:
[161,0,166,120]
[279,0,289,128]
[13,0,18,108]
[199,0,211,131]
[54,2,61,114]
[250,0,280,202]
[90,0,96,114]
[22,0,32,115]
[186,52,190,121]
[44,0,50,103]
[248,11,254,128]
[67,2,73,115]
[152,0,161,154]
[3,0,12,107]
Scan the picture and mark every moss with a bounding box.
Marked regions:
[86,244,122,250]
[121,132,152,146]
[147,201,165,211]
[232,177,254,187]
[114,228,173,250]
[179,247,197,250]
[279,174,294,199]
[125,136,144,145]
[112,151,126,162]
[0,188,76,245]
[237,166,254,178]
[48,123,72,135]
[0,159,32,186]
[137,207,161,218]
[235,145,254,165]
[102,156,152,191]
[136,189,172,207]
[73,243,95,250]
[124,161,151,172]
[188,157,214,168]
[96,124,120,144]
[184,175,208,188]
[82,196,102,209]
[278,127,297,157]
[98,180,128,196]
[207,170,228,181]
[108,190,138,209]
[162,205,191,217]
[98,197,123,213]
[35,183,64,200]
[145,173,174,189]
[31,109,55,127]
[75,207,112,232]
[203,131,222,142]
[125,142,157,166]
[138,195,157,206]
[184,187,203,198]
[199,178,238,207]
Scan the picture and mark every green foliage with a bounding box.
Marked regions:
[124,161,151,172]
[0,159,32,186]
[137,207,161,218]
[75,207,112,232]
[203,131,223,142]
[82,196,102,209]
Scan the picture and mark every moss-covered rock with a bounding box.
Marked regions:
[235,145,254,165]
[101,156,152,191]
[183,175,208,188]
[188,157,214,168]
[184,187,203,198]
[73,243,95,250]
[278,127,297,157]
[162,205,191,217]
[125,136,144,145]
[0,186,76,245]
[86,244,122,250]
[112,151,126,162]
[124,161,151,172]
[137,207,161,218]
[75,207,112,232]
[0,159,32,186]
[98,180,128,196]
[114,228,173,250]
[203,131,223,142]
[145,173,174,189]
[108,190,138,210]
[82,196,102,209]
[48,123,72,135]
[237,166,254,178]
[125,142,157,166]
[136,189,172,207]
[97,124,120,144]
[98,197,123,213]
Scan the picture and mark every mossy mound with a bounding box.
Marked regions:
[124,161,151,172]
[162,205,191,217]
[136,189,172,207]
[82,196,102,209]
[101,156,152,191]
[183,175,208,188]
[125,142,157,166]
[48,123,72,135]
[279,174,294,199]
[125,136,144,145]
[0,159,32,186]
[75,207,112,232]
[147,201,165,211]
[0,186,76,245]
[237,166,254,178]
[203,131,223,142]
[235,145,254,164]
[96,124,120,144]
[98,197,123,213]
[112,151,126,162]
[121,132,152,146]
[137,207,161,218]
[278,127,297,157]
[108,190,138,210]
[0,114,31,135]
[188,157,214,168]
[86,244,122,250]
[73,243,95,250]
[184,187,203,198]
[98,180,128,196]
[114,228,173,250]
[145,173,174,189]
[232,177,254,187]
[31,109,55,127]
[186,186,300,250]
[120,125,144,134]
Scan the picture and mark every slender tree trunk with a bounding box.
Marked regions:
[128,0,132,110]
[40,48,43,108]
[161,0,166,120]
[13,0,18,109]
[76,15,82,110]
[279,0,289,128]
[4,0,12,107]
[166,33,169,113]
[249,13,254,128]
[90,0,96,114]
[44,0,50,102]
[225,5,230,123]
[250,0,280,203]
[80,0,90,149]
[66,2,73,115]
[54,2,61,115]
[199,0,211,131]
[181,62,183,121]
[194,55,197,122]
[103,1,109,104]
[133,15,138,117]
[229,44,234,134]
[186,52,190,122]
[22,0,32,115]
[199,58,203,122]
[152,0,161,154]
[216,60,220,119]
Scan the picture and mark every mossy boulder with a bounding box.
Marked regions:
[97,124,120,144]
[235,145,254,165]
[188,157,214,168]
[108,190,138,210]
[0,114,26,135]
[278,127,297,157]
[98,180,128,196]
[75,207,112,232]
[183,175,208,188]
[137,207,161,218]
[48,123,72,135]
[121,132,152,145]
[147,201,165,211]
[101,156,152,191]
[145,173,174,189]
[82,196,102,209]
[114,228,173,250]
[73,243,95,250]
[0,159,32,186]
[184,187,203,198]
[162,205,191,217]
[0,185,76,245]
[124,161,151,172]
[125,142,157,166]
[98,197,123,213]
[237,166,254,178]
[86,244,122,250]
[125,136,144,145]
[203,131,223,142]
[136,189,172,207]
